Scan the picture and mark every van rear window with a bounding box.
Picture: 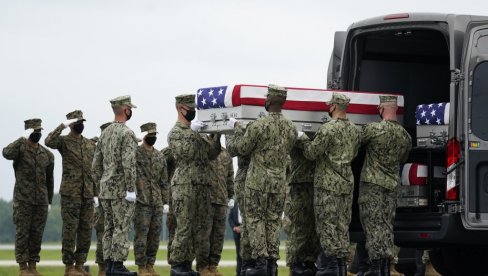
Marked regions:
[471,61,488,140]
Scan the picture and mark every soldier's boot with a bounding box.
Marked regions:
[240,260,254,276]
[290,263,306,276]
[246,258,267,276]
[266,259,277,276]
[75,263,92,276]
[197,267,213,276]
[390,262,403,276]
[381,259,390,276]
[424,262,440,276]
[208,265,223,276]
[28,261,43,276]
[316,256,339,276]
[363,259,381,276]
[138,265,151,276]
[303,261,317,276]
[111,261,137,276]
[185,261,200,276]
[64,264,82,276]
[145,263,160,276]
[19,262,34,276]
[337,258,347,276]
[97,263,107,276]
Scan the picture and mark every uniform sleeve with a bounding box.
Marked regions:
[400,134,413,163]
[205,134,222,161]
[91,138,104,187]
[44,124,65,150]
[159,153,170,190]
[225,134,239,157]
[361,124,375,146]
[122,131,137,193]
[302,126,331,161]
[2,137,24,160]
[225,152,235,200]
[46,152,55,204]
[168,130,195,162]
[233,123,259,156]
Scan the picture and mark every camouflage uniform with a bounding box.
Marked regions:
[232,110,297,261]
[226,134,252,262]
[133,123,169,268]
[167,121,221,267]
[285,143,320,266]
[359,117,411,260]
[161,147,176,263]
[198,148,234,269]
[2,119,54,266]
[45,110,96,266]
[92,99,138,262]
[302,117,361,259]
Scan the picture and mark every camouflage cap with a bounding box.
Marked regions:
[66,110,86,122]
[175,94,196,108]
[100,122,112,131]
[110,95,137,108]
[140,122,158,134]
[327,92,350,107]
[379,95,398,105]
[24,118,43,130]
[266,84,287,98]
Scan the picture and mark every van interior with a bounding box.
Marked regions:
[347,27,451,231]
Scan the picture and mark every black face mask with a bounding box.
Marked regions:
[29,132,42,143]
[125,109,132,121]
[145,136,157,146]
[183,110,196,122]
[265,101,271,112]
[73,123,84,134]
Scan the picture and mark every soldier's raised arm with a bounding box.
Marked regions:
[232,122,259,156]
[2,137,24,160]
[302,126,331,161]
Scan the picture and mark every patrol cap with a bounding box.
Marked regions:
[99,122,112,131]
[327,92,350,107]
[24,118,43,130]
[66,110,86,122]
[175,94,196,108]
[110,95,137,108]
[266,84,287,98]
[379,95,398,105]
[140,122,158,134]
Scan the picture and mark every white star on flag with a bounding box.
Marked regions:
[430,110,436,116]
[198,90,203,96]
[428,104,434,108]
[218,88,224,95]
[211,98,217,105]
[208,89,214,96]
[421,110,426,117]
[417,119,420,125]
[436,118,441,125]
[438,103,443,107]
[425,118,430,124]
[201,98,206,106]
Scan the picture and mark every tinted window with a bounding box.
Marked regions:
[472,61,488,140]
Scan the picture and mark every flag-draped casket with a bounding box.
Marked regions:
[196,84,405,133]
[415,103,449,147]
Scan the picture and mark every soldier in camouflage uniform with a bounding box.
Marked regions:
[45,110,96,276]
[197,147,234,276]
[161,147,176,264]
[285,141,320,276]
[167,94,221,276]
[92,95,138,276]
[301,93,361,276]
[229,84,297,276]
[93,122,112,276]
[3,118,55,276]
[133,122,169,276]
[359,95,411,276]
[225,135,252,276]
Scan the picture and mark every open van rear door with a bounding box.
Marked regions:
[463,23,488,229]
[327,31,346,89]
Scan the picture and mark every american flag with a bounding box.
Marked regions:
[415,103,450,125]
[197,86,228,110]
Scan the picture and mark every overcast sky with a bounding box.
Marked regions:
[1,0,487,200]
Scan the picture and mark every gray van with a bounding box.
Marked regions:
[328,13,488,275]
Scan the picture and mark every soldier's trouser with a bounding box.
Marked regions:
[170,184,210,266]
[235,176,252,261]
[207,203,227,266]
[245,188,285,260]
[101,198,135,262]
[13,202,48,263]
[286,183,320,265]
[314,188,353,258]
[134,202,164,266]
[61,196,94,264]
[166,197,176,264]
[94,204,105,265]
[359,182,398,260]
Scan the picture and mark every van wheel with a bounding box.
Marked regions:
[439,246,488,275]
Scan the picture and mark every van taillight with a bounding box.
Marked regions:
[446,138,461,200]
[384,13,410,20]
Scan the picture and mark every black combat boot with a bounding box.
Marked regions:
[364,259,381,276]
[241,260,254,276]
[185,261,199,276]
[112,261,137,275]
[381,258,390,276]
[170,262,189,276]
[267,259,277,276]
[302,261,317,276]
[246,258,267,276]
[316,256,339,276]
[337,258,347,276]
[290,263,306,276]
[104,260,114,275]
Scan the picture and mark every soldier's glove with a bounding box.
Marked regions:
[22,129,34,139]
[93,197,99,208]
[63,119,79,128]
[227,199,235,208]
[163,204,169,214]
[190,121,207,132]
[297,131,305,138]
[125,191,136,203]
[227,118,238,128]
[48,204,52,212]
